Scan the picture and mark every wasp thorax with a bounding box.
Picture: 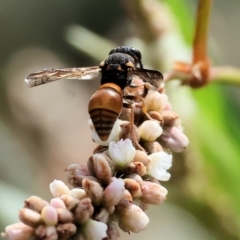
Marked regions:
[88,83,123,141]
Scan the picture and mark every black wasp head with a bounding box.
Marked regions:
[99,51,136,90]
[109,46,143,69]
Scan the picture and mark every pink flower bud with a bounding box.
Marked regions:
[159,126,189,152]
[1,222,34,240]
[50,198,66,209]
[41,206,58,226]
[103,178,125,209]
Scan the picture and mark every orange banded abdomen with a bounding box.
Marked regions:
[88,83,123,141]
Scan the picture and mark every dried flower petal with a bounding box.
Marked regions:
[56,223,76,240]
[75,198,94,224]
[35,225,57,240]
[125,162,146,176]
[66,164,98,188]
[82,179,103,206]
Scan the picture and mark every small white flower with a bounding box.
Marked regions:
[83,219,107,240]
[147,152,172,181]
[139,120,163,141]
[144,90,168,112]
[70,188,86,200]
[109,139,136,166]
[89,119,121,146]
[49,180,70,197]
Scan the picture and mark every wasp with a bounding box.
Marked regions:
[25,46,163,141]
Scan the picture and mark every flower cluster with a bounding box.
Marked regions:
[2,77,188,240]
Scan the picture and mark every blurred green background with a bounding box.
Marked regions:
[1,0,240,239]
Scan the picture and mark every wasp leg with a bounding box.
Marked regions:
[123,101,135,129]
[128,83,144,88]
[124,95,158,123]
[93,145,108,154]
[122,101,145,151]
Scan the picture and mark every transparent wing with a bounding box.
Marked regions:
[25,66,101,87]
[134,68,164,88]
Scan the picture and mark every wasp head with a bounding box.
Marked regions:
[109,46,143,68]
[99,52,136,90]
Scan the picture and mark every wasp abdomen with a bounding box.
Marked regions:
[88,83,123,141]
